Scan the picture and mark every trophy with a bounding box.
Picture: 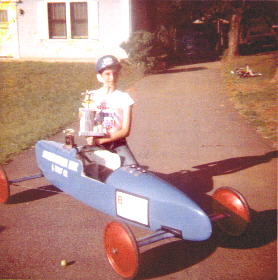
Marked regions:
[79,90,106,137]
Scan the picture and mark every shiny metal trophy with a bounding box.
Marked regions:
[79,108,106,137]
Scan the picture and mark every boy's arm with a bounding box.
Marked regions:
[95,106,132,145]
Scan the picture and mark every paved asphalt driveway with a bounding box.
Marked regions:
[0,61,277,280]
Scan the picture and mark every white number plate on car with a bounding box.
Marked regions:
[116,191,149,226]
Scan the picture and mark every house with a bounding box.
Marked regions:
[0,0,133,60]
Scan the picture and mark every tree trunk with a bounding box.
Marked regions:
[226,12,242,59]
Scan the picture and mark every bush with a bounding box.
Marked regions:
[121,29,170,73]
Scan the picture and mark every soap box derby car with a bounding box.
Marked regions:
[0,131,251,279]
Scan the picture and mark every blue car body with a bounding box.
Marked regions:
[35,140,212,242]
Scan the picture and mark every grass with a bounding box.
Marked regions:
[221,51,277,145]
[0,60,143,164]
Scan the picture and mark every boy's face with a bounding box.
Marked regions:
[100,67,120,87]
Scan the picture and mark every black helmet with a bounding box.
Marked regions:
[96,55,121,73]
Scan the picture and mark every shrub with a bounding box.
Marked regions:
[121,29,170,73]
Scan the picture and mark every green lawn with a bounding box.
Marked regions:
[0,60,143,164]
[222,51,277,145]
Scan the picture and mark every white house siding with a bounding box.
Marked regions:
[0,1,20,57]
[15,0,131,59]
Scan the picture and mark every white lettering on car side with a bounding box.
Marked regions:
[42,150,78,178]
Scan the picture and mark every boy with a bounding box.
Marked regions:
[80,55,137,166]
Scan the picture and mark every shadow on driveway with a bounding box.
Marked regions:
[138,238,216,279]
[0,225,6,233]
[157,66,208,75]
[153,150,277,200]
[8,185,62,204]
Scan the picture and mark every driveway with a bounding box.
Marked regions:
[0,61,276,280]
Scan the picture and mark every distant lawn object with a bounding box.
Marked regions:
[222,51,277,144]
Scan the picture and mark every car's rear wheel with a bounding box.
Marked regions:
[0,166,10,203]
[212,187,250,236]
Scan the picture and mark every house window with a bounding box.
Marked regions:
[48,3,67,39]
[47,2,88,39]
[70,2,88,38]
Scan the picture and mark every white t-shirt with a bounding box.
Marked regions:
[82,88,134,134]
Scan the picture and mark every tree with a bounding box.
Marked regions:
[132,0,277,61]
[226,2,245,58]
[192,0,277,59]
[194,0,246,59]
[144,0,246,59]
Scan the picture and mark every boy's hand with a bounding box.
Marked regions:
[86,136,95,146]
